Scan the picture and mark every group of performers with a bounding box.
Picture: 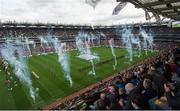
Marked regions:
[0,57,18,91]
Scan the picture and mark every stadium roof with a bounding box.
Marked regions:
[117,0,180,20]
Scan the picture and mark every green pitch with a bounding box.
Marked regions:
[0,47,157,109]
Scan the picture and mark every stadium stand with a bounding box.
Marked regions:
[1,0,180,109]
[0,22,180,110]
[42,43,180,110]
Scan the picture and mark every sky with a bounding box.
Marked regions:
[0,0,156,25]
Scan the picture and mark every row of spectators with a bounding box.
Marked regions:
[0,28,102,38]
[51,43,180,110]
[0,25,180,38]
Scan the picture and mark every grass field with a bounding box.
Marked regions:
[0,47,157,109]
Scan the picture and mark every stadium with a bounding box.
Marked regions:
[0,0,180,110]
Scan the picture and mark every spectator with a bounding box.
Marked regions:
[120,83,139,109]
[131,93,149,109]
[106,86,120,110]
[94,93,109,110]
[148,64,166,98]
[164,82,180,109]
[141,78,157,100]
[164,61,172,82]
[118,88,127,100]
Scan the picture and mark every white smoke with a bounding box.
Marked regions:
[53,38,73,86]
[76,31,99,76]
[108,38,117,70]
[0,41,38,102]
[140,27,154,55]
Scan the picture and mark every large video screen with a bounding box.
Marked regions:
[172,21,180,28]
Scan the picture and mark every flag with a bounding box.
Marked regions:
[145,10,151,20]
[112,2,127,15]
[85,0,101,8]
[153,13,162,23]
[61,43,67,52]
[161,17,166,21]
[108,38,114,46]
[85,41,90,48]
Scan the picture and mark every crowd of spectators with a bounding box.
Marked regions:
[0,25,180,39]
[50,43,180,110]
[0,27,106,39]
[0,24,180,110]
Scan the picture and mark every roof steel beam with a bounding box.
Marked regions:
[116,0,180,20]
[143,0,179,7]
